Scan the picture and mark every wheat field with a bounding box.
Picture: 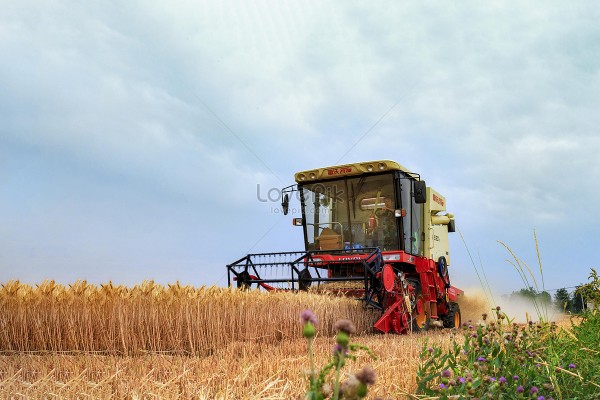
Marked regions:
[0,280,487,399]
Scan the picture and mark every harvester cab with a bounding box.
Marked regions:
[226,160,463,334]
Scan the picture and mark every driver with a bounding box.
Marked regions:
[381,198,394,212]
[374,197,397,250]
[382,198,398,249]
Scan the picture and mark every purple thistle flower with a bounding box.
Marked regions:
[516,385,524,393]
[499,376,507,384]
[537,397,545,400]
[477,357,486,362]
[513,375,519,380]
[530,386,539,394]
[439,383,446,390]
[568,363,576,369]
[441,369,451,378]
[333,344,347,356]
[333,319,356,334]
[355,366,376,385]
[300,309,317,325]
[458,377,466,384]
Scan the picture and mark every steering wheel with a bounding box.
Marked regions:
[374,208,392,218]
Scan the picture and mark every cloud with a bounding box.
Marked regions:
[1,1,599,294]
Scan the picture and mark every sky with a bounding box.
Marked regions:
[1,1,599,296]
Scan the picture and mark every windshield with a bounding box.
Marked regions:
[300,173,399,251]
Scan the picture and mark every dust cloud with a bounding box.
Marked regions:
[456,287,491,323]
[456,287,563,324]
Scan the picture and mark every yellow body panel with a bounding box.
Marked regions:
[424,187,453,266]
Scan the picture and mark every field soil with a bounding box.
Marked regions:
[1,333,453,399]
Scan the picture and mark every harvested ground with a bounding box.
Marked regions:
[0,332,455,399]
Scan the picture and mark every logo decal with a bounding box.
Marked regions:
[432,194,445,207]
[327,167,352,176]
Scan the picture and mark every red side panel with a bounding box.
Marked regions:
[374,299,405,334]
[447,286,464,301]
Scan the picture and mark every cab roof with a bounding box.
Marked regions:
[294,160,413,183]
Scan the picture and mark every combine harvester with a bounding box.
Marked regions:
[226,160,463,334]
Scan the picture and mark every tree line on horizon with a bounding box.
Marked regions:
[505,268,600,314]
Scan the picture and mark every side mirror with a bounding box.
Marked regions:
[282,194,289,215]
[293,218,303,226]
[414,180,427,204]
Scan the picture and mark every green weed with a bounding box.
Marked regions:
[300,310,377,400]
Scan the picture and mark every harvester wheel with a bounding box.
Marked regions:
[442,302,461,328]
[237,271,252,290]
[298,268,312,291]
[408,279,430,332]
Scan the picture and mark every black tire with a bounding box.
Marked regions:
[442,302,461,328]
[408,278,430,332]
[237,271,252,290]
[298,268,312,291]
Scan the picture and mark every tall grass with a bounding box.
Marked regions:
[499,229,550,321]
[417,231,600,399]
[458,229,495,313]
[0,280,379,355]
